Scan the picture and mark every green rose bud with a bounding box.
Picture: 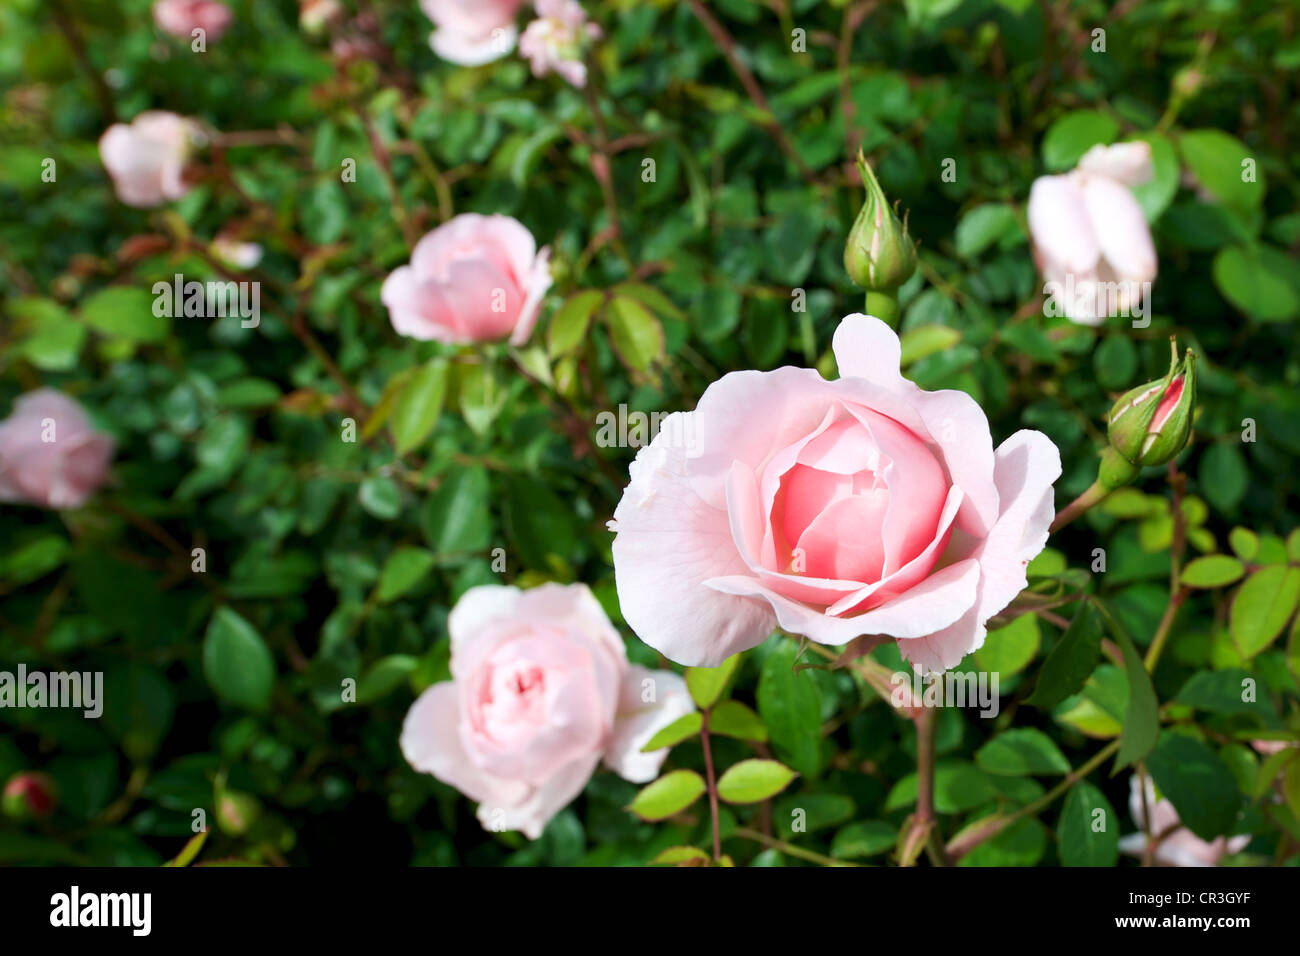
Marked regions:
[1106,339,1197,470]
[844,150,917,294]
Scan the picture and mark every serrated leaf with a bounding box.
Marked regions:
[709,700,768,743]
[1057,782,1119,867]
[1181,555,1246,589]
[606,295,665,373]
[202,607,275,713]
[628,770,706,821]
[640,711,702,752]
[389,359,448,454]
[976,729,1071,776]
[716,759,798,804]
[1027,602,1104,709]
[1231,566,1300,657]
[375,547,436,603]
[546,290,604,358]
[686,654,740,709]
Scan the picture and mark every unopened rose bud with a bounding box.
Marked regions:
[217,789,261,835]
[844,150,917,294]
[2,772,57,820]
[1106,339,1197,473]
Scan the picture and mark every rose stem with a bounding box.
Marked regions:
[700,709,722,862]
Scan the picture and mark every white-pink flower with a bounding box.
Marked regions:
[420,0,524,66]
[0,390,115,510]
[153,0,233,41]
[519,0,602,88]
[609,314,1062,672]
[1027,142,1158,325]
[1119,776,1249,867]
[400,584,692,838]
[98,111,200,208]
[380,213,551,345]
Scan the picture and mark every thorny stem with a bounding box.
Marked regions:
[700,709,722,862]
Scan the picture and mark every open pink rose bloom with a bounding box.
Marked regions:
[0,389,115,510]
[381,213,552,345]
[400,584,691,838]
[610,314,1062,673]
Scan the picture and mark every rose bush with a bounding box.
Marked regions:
[1,0,1296,872]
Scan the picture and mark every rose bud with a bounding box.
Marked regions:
[2,772,57,820]
[844,150,917,298]
[1106,339,1197,475]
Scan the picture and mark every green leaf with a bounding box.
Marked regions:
[1181,555,1246,589]
[975,728,1071,776]
[79,286,169,342]
[355,655,419,704]
[899,325,962,367]
[709,700,768,743]
[1041,110,1119,172]
[1199,443,1249,513]
[830,820,897,860]
[1174,668,1263,716]
[958,817,1048,866]
[605,295,665,373]
[420,466,491,555]
[973,612,1041,677]
[389,359,448,454]
[628,770,706,821]
[375,547,437,603]
[1146,733,1240,841]
[640,711,702,752]
[358,476,402,520]
[1057,781,1119,867]
[1228,527,1260,562]
[757,642,822,778]
[202,607,275,713]
[774,793,855,836]
[954,203,1023,258]
[11,297,86,371]
[1231,566,1300,657]
[1212,244,1300,322]
[1109,614,1159,772]
[716,759,798,804]
[101,663,176,762]
[1026,602,1104,709]
[1179,129,1265,215]
[651,845,710,866]
[686,654,740,709]
[551,290,605,356]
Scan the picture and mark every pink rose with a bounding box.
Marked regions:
[380,213,552,345]
[519,0,602,88]
[1119,776,1249,867]
[609,314,1061,673]
[400,583,691,838]
[98,111,200,208]
[1028,141,1158,325]
[419,0,524,65]
[153,0,233,41]
[0,390,115,510]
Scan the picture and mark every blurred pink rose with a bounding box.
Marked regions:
[400,584,691,838]
[381,213,551,345]
[98,111,200,208]
[609,314,1061,672]
[519,0,602,88]
[153,0,233,41]
[420,0,524,65]
[0,390,114,510]
[1028,141,1157,325]
[1119,776,1249,867]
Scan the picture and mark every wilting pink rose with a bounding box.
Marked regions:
[381,213,551,345]
[98,111,200,208]
[609,314,1061,672]
[519,0,602,88]
[0,390,114,510]
[400,584,691,838]
[153,0,233,41]
[420,0,524,65]
[1119,776,1249,867]
[1027,142,1157,325]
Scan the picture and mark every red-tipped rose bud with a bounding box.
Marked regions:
[1106,339,1197,478]
[2,772,57,820]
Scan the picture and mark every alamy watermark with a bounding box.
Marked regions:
[594,404,700,452]
[0,665,102,718]
[891,669,1000,718]
[1043,276,1151,327]
[153,273,260,328]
